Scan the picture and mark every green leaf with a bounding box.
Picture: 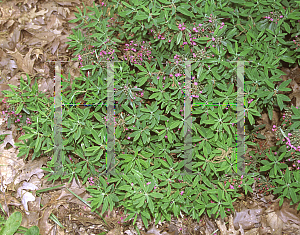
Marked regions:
[283,22,291,33]
[290,188,298,204]
[277,94,291,111]
[177,31,182,45]
[147,196,154,214]
[35,136,40,151]
[18,133,35,140]
[85,146,101,152]
[288,11,300,20]
[247,113,254,125]
[81,65,96,70]
[260,164,272,171]
[24,226,40,235]
[15,103,24,115]
[124,212,136,222]
[136,196,146,208]
[264,78,274,88]
[119,154,135,163]
[226,43,234,54]
[202,175,212,188]
[240,48,252,57]
[134,64,147,72]
[279,197,284,207]
[134,12,148,20]
[278,79,292,91]
[138,76,148,86]
[0,211,22,235]
[169,121,181,129]
[150,192,164,198]
[176,6,195,17]
[279,55,295,64]
[122,104,133,114]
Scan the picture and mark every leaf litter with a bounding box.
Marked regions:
[0,0,300,234]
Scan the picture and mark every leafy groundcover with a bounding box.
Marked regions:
[1,0,300,232]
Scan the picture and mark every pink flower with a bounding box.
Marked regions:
[212,37,215,41]
[146,182,151,185]
[180,191,184,195]
[194,82,198,85]
[127,137,130,139]
[229,185,234,189]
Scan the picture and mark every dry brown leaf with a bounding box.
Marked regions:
[17,181,39,214]
[275,199,300,225]
[265,211,283,234]
[6,48,24,71]
[13,156,47,187]
[56,0,81,6]
[289,91,300,108]
[22,47,36,74]
[0,193,22,213]
[56,178,92,208]
[0,142,22,190]
[233,208,264,230]
[38,206,55,235]
[18,6,48,24]
[0,84,11,98]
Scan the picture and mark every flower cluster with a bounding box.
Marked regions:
[147,24,177,43]
[88,177,95,186]
[1,100,32,133]
[123,40,153,65]
[248,99,254,104]
[76,25,118,70]
[181,17,224,50]
[263,11,284,24]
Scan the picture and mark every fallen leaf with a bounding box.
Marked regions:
[17,182,38,214]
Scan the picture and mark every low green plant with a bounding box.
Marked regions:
[1,0,300,230]
[0,211,41,235]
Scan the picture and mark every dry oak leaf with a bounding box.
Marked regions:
[18,6,48,24]
[0,143,23,190]
[13,157,47,187]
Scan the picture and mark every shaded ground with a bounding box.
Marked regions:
[0,0,300,234]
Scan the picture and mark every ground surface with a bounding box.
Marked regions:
[0,0,300,234]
